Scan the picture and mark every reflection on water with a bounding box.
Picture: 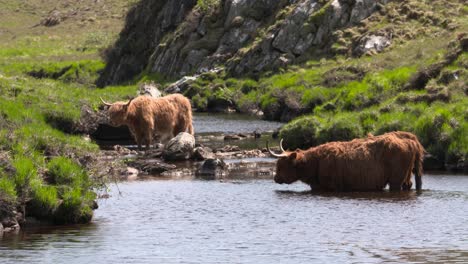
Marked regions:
[193,113,283,134]
[1,175,467,263]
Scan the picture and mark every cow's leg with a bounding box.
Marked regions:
[160,134,171,145]
[145,129,152,151]
[401,170,413,190]
[128,127,141,151]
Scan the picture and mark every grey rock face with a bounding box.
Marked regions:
[162,132,196,161]
[99,0,388,85]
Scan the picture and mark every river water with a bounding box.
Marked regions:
[1,115,467,263]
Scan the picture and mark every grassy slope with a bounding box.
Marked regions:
[185,0,468,169]
[0,0,138,224]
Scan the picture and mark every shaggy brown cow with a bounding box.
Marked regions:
[101,94,194,150]
[366,131,424,190]
[268,131,424,191]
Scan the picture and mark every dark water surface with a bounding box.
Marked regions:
[1,174,467,263]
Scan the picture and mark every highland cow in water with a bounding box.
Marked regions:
[268,131,424,191]
[101,94,194,150]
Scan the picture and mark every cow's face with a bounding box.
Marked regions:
[108,103,128,127]
[274,153,300,184]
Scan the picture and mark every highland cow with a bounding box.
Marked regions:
[268,131,424,191]
[101,94,194,150]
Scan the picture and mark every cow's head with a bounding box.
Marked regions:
[267,140,301,184]
[101,97,135,127]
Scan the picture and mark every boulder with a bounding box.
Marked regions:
[354,35,391,56]
[139,82,162,97]
[196,158,227,179]
[192,146,215,160]
[125,167,139,180]
[164,76,198,94]
[163,132,196,161]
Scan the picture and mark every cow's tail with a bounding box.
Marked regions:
[414,140,425,191]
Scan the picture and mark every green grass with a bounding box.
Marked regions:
[47,156,89,187]
[0,0,137,224]
[0,173,17,200]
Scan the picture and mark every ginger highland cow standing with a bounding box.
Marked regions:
[101,94,194,150]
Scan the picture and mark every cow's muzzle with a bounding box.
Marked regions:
[274,176,285,184]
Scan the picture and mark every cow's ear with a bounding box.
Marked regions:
[289,152,297,160]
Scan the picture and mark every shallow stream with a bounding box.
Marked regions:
[1,114,467,263]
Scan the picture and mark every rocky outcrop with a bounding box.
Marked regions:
[98,0,389,86]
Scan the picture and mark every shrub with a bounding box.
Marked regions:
[240,79,258,94]
[415,107,453,161]
[279,116,322,150]
[30,183,59,215]
[54,188,93,224]
[446,123,468,165]
[192,94,208,111]
[317,115,364,143]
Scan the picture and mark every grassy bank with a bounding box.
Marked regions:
[0,0,138,225]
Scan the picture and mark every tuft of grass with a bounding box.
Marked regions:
[47,156,89,187]
[0,172,17,200]
[279,116,322,150]
[30,183,59,214]
[12,155,38,190]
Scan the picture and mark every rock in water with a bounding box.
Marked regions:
[196,158,227,179]
[162,132,196,161]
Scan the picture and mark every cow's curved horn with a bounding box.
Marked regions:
[266,140,286,158]
[279,139,286,152]
[100,97,112,106]
[125,97,135,106]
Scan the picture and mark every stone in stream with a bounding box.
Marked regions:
[129,159,177,175]
[196,158,227,179]
[163,132,196,161]
[192,146,215,160]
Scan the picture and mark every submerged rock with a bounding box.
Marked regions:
[196,158,227,179]
[128,159,177,175]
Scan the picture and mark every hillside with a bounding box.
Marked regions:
[98,0,467,171]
